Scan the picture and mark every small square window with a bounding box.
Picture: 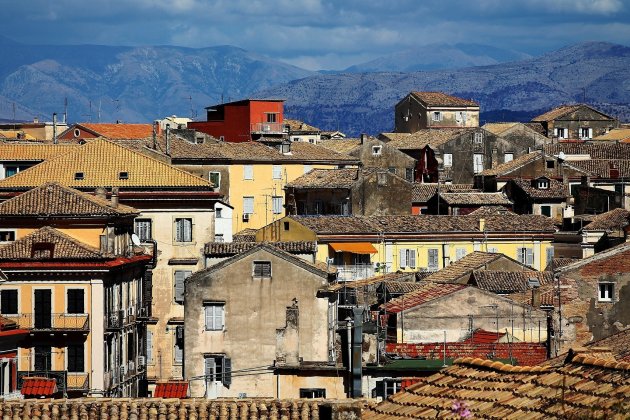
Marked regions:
[599,283,614,302]
[253,261,271,278]
[372,146,382,156]
[546,160,555,169]
[119,171,129,180]
[74,172,85,180]
[0,230,15,242]
[443,153,453,167]
[209,172,221,188]
[504,153,514,163]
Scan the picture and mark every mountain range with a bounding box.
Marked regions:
[0,36,628,136]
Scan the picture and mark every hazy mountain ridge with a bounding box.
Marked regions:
[257,42,630,135]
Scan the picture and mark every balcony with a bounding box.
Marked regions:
[5,313,89,331]
[333,264,375,282]
[67,373,89,391]
[250,122,285,134]
[17,371,90,393]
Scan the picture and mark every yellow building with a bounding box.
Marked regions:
[0,183,150,397]
[257,212,556,279]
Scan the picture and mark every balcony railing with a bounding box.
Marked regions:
[67,373,89,390]
[250,122,285,134]
[334,264,375,282]
[5,314,89,331]
[17,371,89,392]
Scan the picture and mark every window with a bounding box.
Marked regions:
[0,230,15,242]
[541,205,551,217]
[215,208,223,218]
[314,200,323,215]
[135,219,152,242]
[67,289,84,314]
[119,171,129,180]
[455,111,466,123]
[266,113,277,123]
[399,249,416,269]
[253,261,272,278]
[504,153,514,163]
[284,221,290,231]
[0,290,17,314]
[546,160,555,169]
[537,179,549,189]
[74,172,84,180]
[205,355,232,387]
[243,165,253,180]
[175,218,193,242]
[204,303,225,331]
[372,146,382,156]
[272,165,282,179]
[474,132,483,144]
[146,330,153,363]
[546,247,554,268]
[517,248,534,267]
[243,196,254,215]
[3,164,29,178]
[374,379,402,399]
[34,346,51,371]
[432,112,442,122]
[580,128,592,139]
[405,168,414,182]
[174,326,184,363]
[599,283,614,302]
[388,167,396,174]
[473,154,484,174]
[377,172,388,186]
[67,343,84,372]
[209,172,221,188]
[487,246,498,253]
[300,388,326,398]
[272,196,283,215]
[444,153,453,167]
[303,165,313,174]
[555,128,566,139]
[455,248,467,261]
[428,249,439,271]
[174,270,192,304]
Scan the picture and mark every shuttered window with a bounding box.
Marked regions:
[0,290,17,314]
[174,270,192,304]
[399,249,416,269]
[517,248,534,267]
[175,218,192,242]
[67,343,84,372]
[272,165,282,179]
[253,261,272,278]
[546,247,554,268]
[205,304,225,331]
[428,249,439,271]
[243,197,255,215]
[243,165,254,180]
[174,326,184,363]
[135,219,152,242]
[204,356,232,387]
[67,289,84,314]
[272,196,283,214]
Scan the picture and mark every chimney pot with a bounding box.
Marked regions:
[111,187,119,208]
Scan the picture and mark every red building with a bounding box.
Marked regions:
[188,99,285,142]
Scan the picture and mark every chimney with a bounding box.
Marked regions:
[275,299,300,366]
[111,187,119,208]
[33,117,39,124]
[52,113,58,144]
[360,133,367,144]
[165,124,171,156]
[95,187,107,200]
[479,218,485,231]
[532,287,541,308]
[152,122,157,150]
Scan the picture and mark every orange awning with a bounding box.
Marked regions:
[329,242,378,254]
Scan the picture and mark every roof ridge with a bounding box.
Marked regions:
[453,357,551,373]
[571,354,630,370]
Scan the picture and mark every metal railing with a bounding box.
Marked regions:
[5,314,89,331]
[67,373,89,390]
[334,264,375,282]
[250,122,284,133]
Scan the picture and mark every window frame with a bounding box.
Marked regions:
[204,303,225,331]
[504,153,514,163]
[427,249,439,271]
[252,261,272,279]
[67,343,85,373]
[272,196,283,215]
[66,288,85,314]
[173,270,192,304]
[473,154,484,174]
[517,247,534,267]
[432,111,442,122]
[209,171,221,188]
[598,283,614,302]
[300,388,326,398]
[174,217,193,243]
[135,219,152,242]
[272,165,282,180]
[0,289,18,314]
[243,165,254,180]
[443,153,453,167]
[399,249,416,269]
[0,229,16,243]
[243,196,255,215]
[372,145,382,156]
[173,325,184,364]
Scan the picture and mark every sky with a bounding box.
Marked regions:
[2,0,630,70]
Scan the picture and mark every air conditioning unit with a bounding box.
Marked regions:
[137,356,146,367]
[242,213,250,222]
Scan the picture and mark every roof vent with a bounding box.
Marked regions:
[119,171,129,180]
[74,172,85,180]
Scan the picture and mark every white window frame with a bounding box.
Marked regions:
[428,249,439,271]
[372,146,382,156]
[272,165,282,180]
[243,196,255,215]
[517,247,534,267]
[272,196,283,215]
[174,218,193,243]
[399,249,416,269]
[473,154,484,174]
[538,179,549,189]
[209,171,221,188]
[432,111,442,122]
[474,132,483,144]
[135,219,152,242]
[443,153,453,167]
[204,303,225,331]
[504,153,514,163]
[243,165,254,180]
[598,283,614,302]
[146,330,153,364]
[455,248,467,261]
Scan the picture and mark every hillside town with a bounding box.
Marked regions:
[2,91,630,418]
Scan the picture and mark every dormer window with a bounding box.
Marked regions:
[74,172,85,180]
[119,171,129,180]
[31,242,54,259]
[537,179,549,189]
[372,146,382,156]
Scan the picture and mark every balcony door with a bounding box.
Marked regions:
[34,289,52,329]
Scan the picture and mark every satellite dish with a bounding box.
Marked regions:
[131,234,141,246]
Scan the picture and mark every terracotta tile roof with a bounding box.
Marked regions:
[480,151,542,176]
[283,118,320,132]
[291,214,555,235]
[381,128,471,150]
[327,271,418,291]
[0,182,138,217]
[481,122,519,135]
[543,142,630,159]
[318,139,362,154]
[508,178,569,199]
[205,241,317,255]
[286,168,360,189]
[460,328,506,344]
[383,282,467,313]
[531,104,585,122]
[410,91,478,107]
[0,143,80,161]
[153,381,188,398]
[568,159,630,177]
[439,192,512,206]
[472,271,554,294]
[545,257,579,271]
[580,329,630,362]
[467,205,514,216]
[0,139,213,189]
[0,226,105,260]
[595,128,630,141]
[20,377,57,397]
[75,123,154,139]
[0,399,362,419]
[233,228,258,242]
[364,355,630,419]
[582,208,630,231]
[423,252,513,283]
[412,183,476,202]
[0,131,37,140]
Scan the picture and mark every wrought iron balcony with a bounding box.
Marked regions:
[4,313,89,331]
